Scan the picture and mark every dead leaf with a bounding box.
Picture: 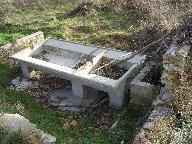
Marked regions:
[94,128,99,131]
[100,116,108,125]
[61,111,68,116]
[63,122,70,130]
[70,120,78,128]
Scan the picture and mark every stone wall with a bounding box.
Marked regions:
[133,43,191,144]
[0,31,45,65]
[0,31,44,50]
[162,44,190,88]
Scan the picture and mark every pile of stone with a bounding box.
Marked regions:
[133,87,173,144]
[10,76,39,91]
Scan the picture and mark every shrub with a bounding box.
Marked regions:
[111,0,192,29]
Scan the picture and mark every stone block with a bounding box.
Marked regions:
[130,82,155,106]
[130,65,160,106]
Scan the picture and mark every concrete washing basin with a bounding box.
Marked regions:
[11,38,146,107]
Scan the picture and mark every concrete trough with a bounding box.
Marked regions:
[130,64,161,106]
[11,38,146,107]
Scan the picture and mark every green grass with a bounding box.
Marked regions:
[0,87,147,143]
[0,62,147,143]
[0,0,141,47]
[0,1,145,143]
[0,126,28,144]
[0,64,19,87]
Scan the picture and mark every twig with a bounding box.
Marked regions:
[54,97,109,109]
[108,120,119,132]
[91,97,109,108]
[108,107,128,133]
[154,41,165,56]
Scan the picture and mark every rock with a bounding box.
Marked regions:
[21,78,28,82]
[153,99,165,107]
[11,77,39,91]
[134,129,152,144]
[160,93,172,102]
[41,133,56,144]
[143,122,155,130]
[164,44,177,57]
[29,70,36,78]
[70,120,78,128]
[48,88,73,104]
[138,129,146,139]
[48,88,95,112]
[0,113,37,133]
[156,106,172,117]
[160,87,172,102]
[148,110,159,120]
[11,77,20,86]
[0,113,56,144]
[17,81,29,91]
[63,122,70,130]
[29,81,39,89]
[58,107,83,113]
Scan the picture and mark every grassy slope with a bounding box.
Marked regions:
[0,1,145,143]
[0,1,140,47]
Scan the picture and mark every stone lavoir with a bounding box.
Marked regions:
[11,37,147,108]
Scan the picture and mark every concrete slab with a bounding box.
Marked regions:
[48,87,97,107]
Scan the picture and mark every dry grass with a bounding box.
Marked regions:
[173,54,192,118]
[112,0,192,30]
[147,116,174,143]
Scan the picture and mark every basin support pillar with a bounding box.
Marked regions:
[21,62,32,78]
[71,80,85,99]
[108,90,124,107]
[71,80,99,105]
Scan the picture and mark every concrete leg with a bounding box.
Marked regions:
[71,80,84,98]
[108,90,124,107]
[20,62,35,78]
[21,62,30,78]
[82,87,99,105]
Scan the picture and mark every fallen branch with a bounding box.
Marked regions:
[92,26,177,74]
[76,49,108,74]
